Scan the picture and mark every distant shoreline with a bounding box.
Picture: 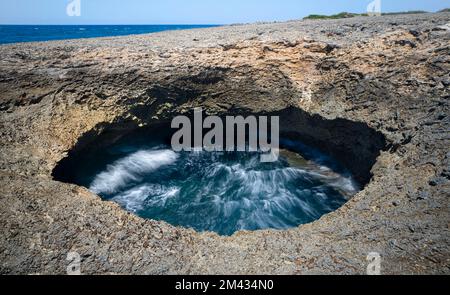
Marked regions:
[0,24,221,45]
[302,8,449,20]
[1,10,449,46]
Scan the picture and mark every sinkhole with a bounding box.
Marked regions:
[52,108,386,236]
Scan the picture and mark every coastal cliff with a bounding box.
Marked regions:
[0,13,449,274]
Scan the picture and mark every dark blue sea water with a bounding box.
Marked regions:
[53,128,359,236]
[0,25,220,45]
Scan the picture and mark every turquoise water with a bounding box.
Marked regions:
[58,131,359,236]
[0,25,219,45]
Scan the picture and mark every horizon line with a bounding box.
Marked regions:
[0,23,223,26]
[1,9,447,26]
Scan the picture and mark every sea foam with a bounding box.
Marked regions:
[89,149,178,195]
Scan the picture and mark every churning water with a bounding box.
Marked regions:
[59,131,359,236]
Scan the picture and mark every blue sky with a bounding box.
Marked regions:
[0,0,449,25]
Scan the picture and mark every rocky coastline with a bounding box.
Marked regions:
[0,12,449,274]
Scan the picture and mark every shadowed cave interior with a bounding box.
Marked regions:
[52,107,386,235]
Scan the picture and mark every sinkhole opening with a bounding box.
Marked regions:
[52,108,386,236]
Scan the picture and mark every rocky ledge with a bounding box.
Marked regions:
[0,13,449,274]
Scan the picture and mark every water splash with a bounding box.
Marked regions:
[87,144,358,236]
[89,149,178,195]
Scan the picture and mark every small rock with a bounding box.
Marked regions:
[395,40,416,48]
[409,30,420,37]
[429,180,438,186]
[434,23,450,31]
[417,191,430,200]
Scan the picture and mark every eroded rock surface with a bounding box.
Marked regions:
[0,13,449,274]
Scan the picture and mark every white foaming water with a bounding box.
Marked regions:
[85,146,358,235]
[112,184,152,212]
[113,184,180,212]
[329,177,359,197]
[89,149,178,195]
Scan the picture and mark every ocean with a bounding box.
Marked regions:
[0,25,220,45]
[53,126,358,236]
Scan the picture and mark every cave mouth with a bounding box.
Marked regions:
[55,130,359,236]
[52,107,386,236]
[51,112,374,236]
